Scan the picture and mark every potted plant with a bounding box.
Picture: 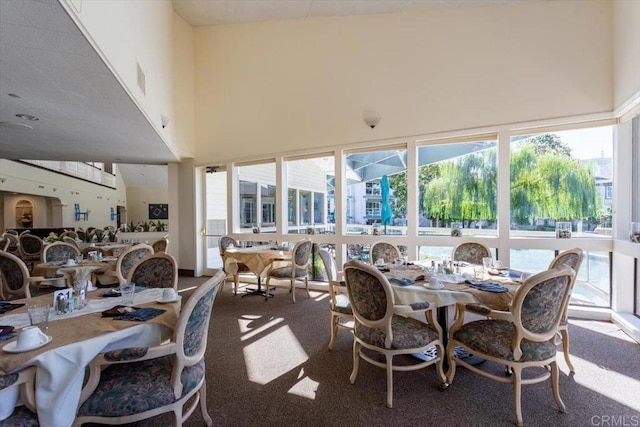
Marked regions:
[107,229,118,243]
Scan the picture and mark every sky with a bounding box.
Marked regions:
[555,126,613,160]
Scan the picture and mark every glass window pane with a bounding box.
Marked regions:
[286,156,334,234]
[510,126,613,238]
[237,162,276,231]
[417,138,497,237]
[345,149,407,235]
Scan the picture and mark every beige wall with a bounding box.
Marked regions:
[0,160,127,229]
[125,187,169,225]
[613,0,640,110]
[194,1,613,165]
[61,0,195,161]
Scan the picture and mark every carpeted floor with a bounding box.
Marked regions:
[139,275,640,426]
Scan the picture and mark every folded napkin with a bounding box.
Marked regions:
[508,270,522,278]
[389,278,416,287]
[0,302,25,314]
[0,332,16,343]
[100,285,148,297]
[468,282,508,293]
[0,325,15,337]
[114,307,166,322]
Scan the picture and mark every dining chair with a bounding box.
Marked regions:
[112,243,154,284]
[445,266,575,426]
[151,237,169,253]
[548,247,585,373]
[42,241,81,288]
[59,230,78,239]
[62,236,80,249]
[74,203,89,221]
[0,251,42,299]
[3,233,20,256]
[74,271,224,427]
[369,241,401,265]
[0,235,9,252]
[18,233,44,272]
[265,238,312,303]
[127,252,178,289]
[5,229,18,236]
[451,240,491,265]
[0,366,38,424]
[218,235,255,295]
[343,260,446,408]
[318,248,353,350]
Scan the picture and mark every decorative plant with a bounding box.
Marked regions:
[128,221,136,232]
[107,229,118,242]
[81,230,94,243]
[142,221,151,232]
[45,232,62,244]
[94,229,106,243]
[154,221,166,231]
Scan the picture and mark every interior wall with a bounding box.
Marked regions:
[613,0,640,110]
[61,0,195,161]
[125,187,169,225]
[0,160,127,229]
[194,0,613,165]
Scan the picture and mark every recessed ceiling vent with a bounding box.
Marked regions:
[137,63,146,95]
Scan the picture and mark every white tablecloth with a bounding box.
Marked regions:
[1,288,172,427]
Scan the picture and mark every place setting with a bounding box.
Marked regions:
[2,325,52,354]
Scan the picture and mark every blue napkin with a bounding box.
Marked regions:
[468,282,508,293]
[508,270,522,278]
[114,307,166,322]
[0,332,16,342]
[389,278,416,287]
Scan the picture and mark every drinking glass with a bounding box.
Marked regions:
[27,303,50,332]
[119,283,135,305]
[482,257,493,272]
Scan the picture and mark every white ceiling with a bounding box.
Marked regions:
[0,0,524,187]
[172,0,526,26]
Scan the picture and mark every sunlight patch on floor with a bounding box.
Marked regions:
[571,355,640,410]
[313,293,330,302]
[287,368,319,400]
[239,316,284,341]
[243,325,308,385]
[238,315,261,333]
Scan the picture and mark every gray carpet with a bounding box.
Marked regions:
[146,276,640,427]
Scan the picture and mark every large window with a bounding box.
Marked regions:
[510,126,613,238]
[345,148,407,235]
[286,156,334,234]
[237,162,276,231]
[417,136,498,236]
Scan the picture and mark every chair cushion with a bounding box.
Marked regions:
[78,356,205,417]
[103,347,149,362]
[453,319,557,362]
[332,294,352,314]
[268,266,307,279]
[355,315,440,350]
[3,406,38,426]
[0,373,18,390]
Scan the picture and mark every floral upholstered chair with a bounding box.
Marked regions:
[369,242,401,265]
[445,266,575,427]
[151,237,169,253]
[3,233,20,256]
[451,240,491,265]
[343,260,446,408]
[318,248,353,350]
[548,248,585,372]
[265,238,312,303]
[101,243,153,285]
[62,236,80,250]
[0,252,40,300]
[42,241,80,263]
[127,252,177,289]
[218,235,255,295]
[0,366,38,424]
[74,271,224,427]
[18,233,44,272]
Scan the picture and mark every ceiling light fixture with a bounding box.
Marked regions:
[15,114,39,121]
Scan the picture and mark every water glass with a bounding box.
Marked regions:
[482,257,493,272]
[474,266,484,280]
[119,283,135,305]
[73,281,88,309]
[27,304,50,332]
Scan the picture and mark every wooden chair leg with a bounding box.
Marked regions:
[328,313,338,350]
[512,366,524,427]
[560,328,575,372]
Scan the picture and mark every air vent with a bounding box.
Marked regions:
[137,63,146,95]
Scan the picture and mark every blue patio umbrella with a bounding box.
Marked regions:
[380,175,393,234]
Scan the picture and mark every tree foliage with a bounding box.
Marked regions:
[385,134,600,228]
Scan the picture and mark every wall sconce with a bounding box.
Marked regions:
[161,114,169,129]
[363,109,381,129]
[0,177,6,183]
